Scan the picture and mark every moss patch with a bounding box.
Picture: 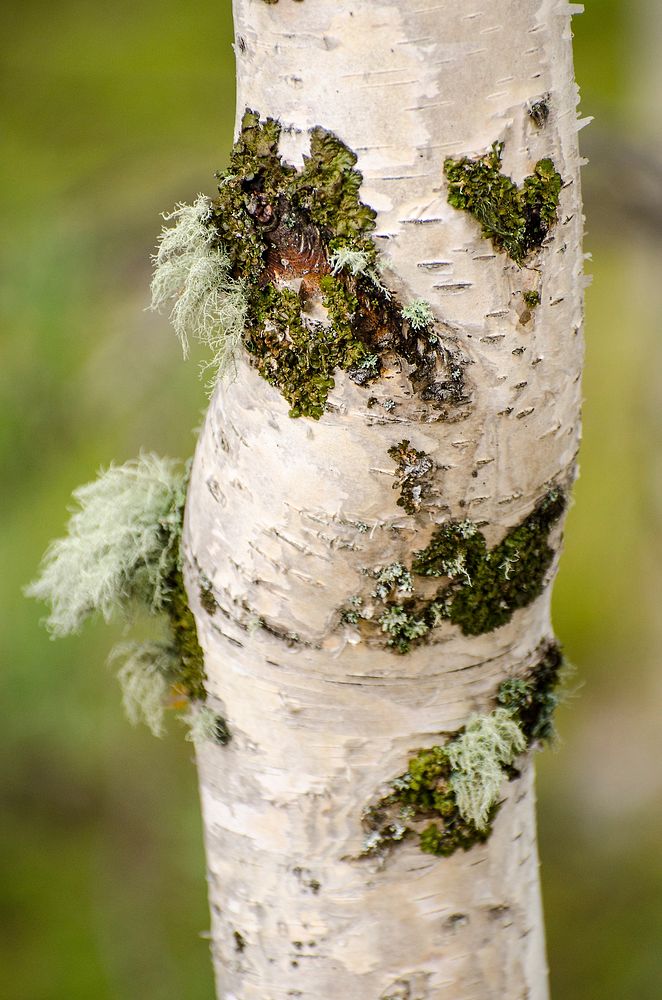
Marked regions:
[201,110,468,419]
[444,142,562,265]
[362,640,564,859]
[413,488,566,637]
[523,289,541,308]
[164,567,207,702]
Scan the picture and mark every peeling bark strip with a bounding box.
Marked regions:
[187,1,584,997]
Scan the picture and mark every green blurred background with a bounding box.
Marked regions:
[2,1,661,997]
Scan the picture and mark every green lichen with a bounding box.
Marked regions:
[340,490,566,653]
[413,489,566,637]
[444,142,562,265]
[363,640,565,858]
[388,439,434,515]
[497,640,564,743]
[523,289,541,308]
[401,299,435,331]
[164,110,468,420]
[28,454,210,734]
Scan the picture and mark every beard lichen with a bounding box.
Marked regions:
[27,454,210,737]
[362,640,564,859]
[444,142,562,265]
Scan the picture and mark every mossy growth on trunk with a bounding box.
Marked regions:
[444,142,562,265]
[340,488,566,652]
[152,110,470,421]
[362,641,564,859]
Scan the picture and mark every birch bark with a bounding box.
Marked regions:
[185,2,585,997]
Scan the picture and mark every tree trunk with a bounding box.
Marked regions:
[185,1,584,996]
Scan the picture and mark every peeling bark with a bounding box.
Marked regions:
[185,1,584,996]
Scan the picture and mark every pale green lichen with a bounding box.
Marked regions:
[110,641,176,738]
[26,453,185,635]
[401,298,435,331]
[445,708,526,830]
[362,641,564,857]
[372,562,413,600]
[150,195,247,381]
[184,704,232,746]
[28,454,210,736]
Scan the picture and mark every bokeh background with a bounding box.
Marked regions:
[2,1,661,997]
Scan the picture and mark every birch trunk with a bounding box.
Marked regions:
[185,1,584,996]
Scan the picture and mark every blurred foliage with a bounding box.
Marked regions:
[1,1,660,997]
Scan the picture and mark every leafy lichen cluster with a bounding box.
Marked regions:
[411,488,566,637]
[363,640,563,858]
[344,489,566,653]
[387,439,434,515]
[154,110,469,420]
[27,454,226,740]
[444,142,562,265]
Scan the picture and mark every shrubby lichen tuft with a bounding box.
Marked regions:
[111,641,176,738]
[362,641,565,858]
[150,195,247,382]
[28,454,211,736]
[446,709,526,829]
[401,299,435,331]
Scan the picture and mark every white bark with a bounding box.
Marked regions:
[185,1,584,997]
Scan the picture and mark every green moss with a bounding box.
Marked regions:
[164,567,207,702]
[200,110,467,419]
[523,289,541,308]
[363,640,565,859]
[444,142,562,265]
[414,489,566,636]
[388,439,434,514]
[497,640,563,743]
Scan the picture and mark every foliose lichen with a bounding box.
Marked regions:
[362,640,564,858]
[444,141,562,265]
[412,488,566,637]
[343,489,566,653]
[388,439,434,515]
[156,110,469,421]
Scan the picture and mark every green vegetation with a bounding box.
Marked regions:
[364,641,563,857]
[27,454,207,731]
[388,439,434,515]
[444,142,562,265]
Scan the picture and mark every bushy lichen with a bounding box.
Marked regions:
[184,704,232,746]
[444,142,562,265]
[150,196,247,383]
[26,454,186,634]
[27,454,209,734]
[363,640,565,858]
[401,299,435,331]
[445,709,526,829]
